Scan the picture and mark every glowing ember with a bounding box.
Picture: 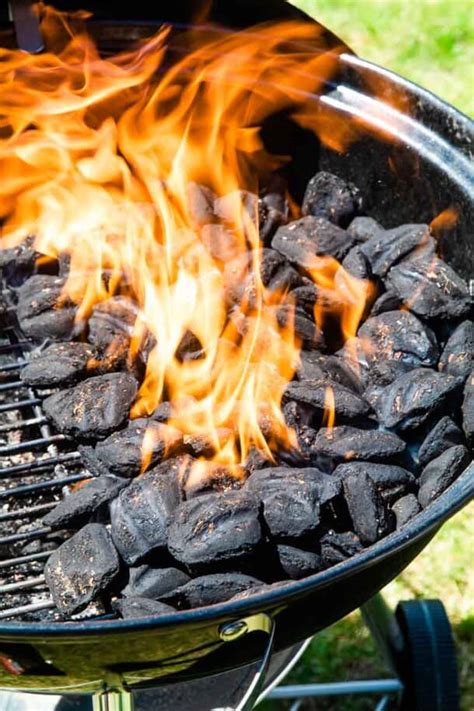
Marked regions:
[0,8,372,467]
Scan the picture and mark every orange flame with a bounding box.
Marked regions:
[0,8,373,469]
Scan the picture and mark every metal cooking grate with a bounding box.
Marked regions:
[0,279,92,622]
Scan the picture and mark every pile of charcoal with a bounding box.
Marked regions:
[0,170,472,621]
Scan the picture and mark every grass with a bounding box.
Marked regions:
[260,2,474,709]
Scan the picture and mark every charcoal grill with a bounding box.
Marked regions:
[0,1,473,710]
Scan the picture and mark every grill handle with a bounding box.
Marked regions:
[93,688,134,711]
[8,0,44,52]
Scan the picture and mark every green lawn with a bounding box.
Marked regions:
[261,2,474,709]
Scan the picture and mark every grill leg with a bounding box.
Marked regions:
[92,689,134,711]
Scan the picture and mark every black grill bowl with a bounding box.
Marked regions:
[0,12,473,698]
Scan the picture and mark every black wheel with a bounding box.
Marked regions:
[395,599,459,711]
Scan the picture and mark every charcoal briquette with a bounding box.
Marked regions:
[285,380,369,423]
[438,320,473,380]
[385,255,471,320]
[122,565,190,599]
[187,182,217,227]
[320,530,363,566]
[43,475,128,529]
[462,371,474,447]
[342,471,392,544]
[370,290,402,317]
[312,426,406,463]
[372,368,463,431]
[358,311,439,367]
[201,224,240,262]
[88,296,140,350]
[340,246,372,280]
[418,445,471,508]
[391,494,421,529]
[160,573,262,608]
[297,352,362,392]
[301,171,361,227]
[91,420,183,478]
[363,359,413,387]
[360,223,434,277]
[167,490,262,570]
[182,461,245,499]
[418,416,464,467]
[16,275,79,341]
[272,216,356,269]
[347,216,383,243]
[21,341,99,388]
[277,545,324,579]
[115,597,176,619]
[214,189,258,225]
[335,461,414,505]
[110,464,181,565]
[277,305,325,350]
[44,523,120,616]
[43,372,138,440]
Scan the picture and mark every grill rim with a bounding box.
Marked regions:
[0,39,472,635]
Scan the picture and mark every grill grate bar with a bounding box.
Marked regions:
[0,451,82,477]
[0,415,47,433]
[0,526,51,546]
[0,600,55,620]
[0,575,46,594]
[0,396,42,412]
[0,433,70,456]
[0,379,25,392]
[0,361,27,373]
[0,472,91,499]
[0,342,30,355]
[0,501,56,522]
[0,551,52,569]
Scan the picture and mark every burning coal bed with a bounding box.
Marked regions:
[1,170,472,621]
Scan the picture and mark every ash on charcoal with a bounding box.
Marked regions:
[246,468,320,540]
[418,416,464,467]
[418,445,471,508]
[187,182,217,227]
[391,494,421,529]
[115,597,175,619]
[272,216,356,269]
[276,545,324,579]
[342,471,392,544]
[83,420,183,478]
[312,426,406,463]
[43,475,128,529]
[285,380,369,423]
[297,352,362,393]
[363,359,412,387]
[438,320,473,380]
[122,565,190,599]
[182,461,245,499]
[462,371,474,447]
[335,461,414,506]
[21,341,99,388]
[43,372,138,440]
[301,172,361,227]
[359,223,434,278]
[44,523,120,616]
[340,246,372,280]
[88,296,140,350]
[161,573,262,608]
[357,311,439,367]
[320,530,363,566]
[201,224,240,262]
[370,290,402,317]
[385,255,471,319]
[16,275,79,341]
[372,369,463,431]
[110,463,181,565]
[167,490,262,570]
[347,216,384,243]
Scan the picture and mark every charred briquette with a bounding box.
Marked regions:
[276,545,324,579]
[151,401,173,423]
[418,445,471,508]
[391,494,421,529]
[16,275,79,341]
[301,172,362,227]
[0,237,42,285]
[122,565,190,599]
[342,471,392,545]
[115,597,176,619]
[462,370,474,447]
[246,469,321,540]
[88,296,140,350]
[214,189,258,226]
[20,342,100,388]
[167,490,262,570]
[339,246,372,280]
[271,216,356,269]
[277,305,325,350]
[186,182,217,227]
[438,320,474,380]
[182,429,232,459]
[370,290,402,317]
[312,426,406,464]
[245,448,275,474]
[224,248,299,308]
[335,462,415,506]
[87,420,183,478]
[182,461,245,499]
[43,372,138,440]
[347,216,384,243]
[363,359,413,388]
[385,255,471,320]
[284,380,370,423]
[357,311,439,367]
[418,416,464,467]
[297,352,363,393]
[201,224,240,262]
[110,464,181,565]
[175,330,204,361]
[258,196,287,243]
[44,523,120,616]
[359,223,434,278]
[372,369,463,431]
[43,475,128,529]
[320,530,363,566]
[160,573,263,608]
